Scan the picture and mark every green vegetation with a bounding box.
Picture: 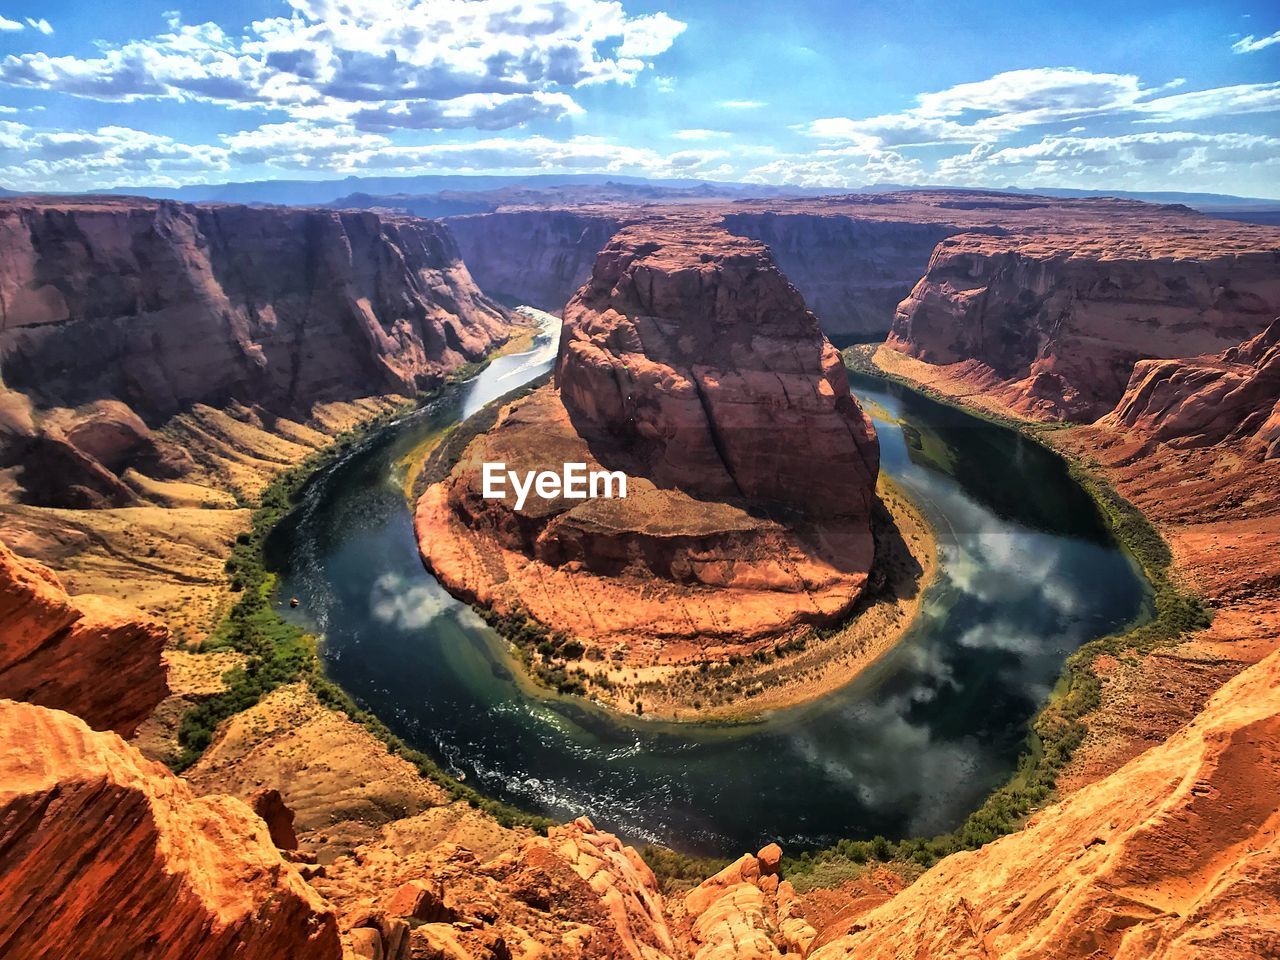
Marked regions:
[778,349,1213,880]
[173,410,407,772]
[639,846,731,894]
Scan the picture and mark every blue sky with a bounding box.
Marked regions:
[0,0,1277,195]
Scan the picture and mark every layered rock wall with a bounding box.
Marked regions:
[1102,317,1280,459]
[556,222,879,518]
[722,211,962,337]
[888,235,1280,421]
[0,197,509,506]
[446,209,624,311]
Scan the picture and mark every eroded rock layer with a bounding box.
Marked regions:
[556,222,879,518]
[0,538,168,736]
[417,223,879,656]
[888,232,1280,421]
[1102,317,1280,459]
[0,699,341,960]
[0,196,509,506]
[722,211,963,337]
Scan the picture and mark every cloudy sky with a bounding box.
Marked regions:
[0,0,1277,196]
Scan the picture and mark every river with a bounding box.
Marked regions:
[268,310,1148,856]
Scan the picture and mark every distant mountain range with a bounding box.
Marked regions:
[1,174,1275,222]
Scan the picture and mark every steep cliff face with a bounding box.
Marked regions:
[0,538,168,736]
[0,699,341,960]
[1102,317,1280,459]
[722,211,962,338]
[807,643,1280,960]
[446,209,623,312]
[0,197,509,506]
[556,223,879,518]
[417,223,880,660]
[888,234,1280,421]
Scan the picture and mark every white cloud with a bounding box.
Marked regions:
[743,144,925,188]
[617,13,686,59]
[935,130,1280,189]
[0,0,685,131]
[720,99,766,109]
[0,16,23,31]
[1133,81,1280,122]
[1232,30,1280,53]
[0,121,231,190]
[803,68,1280,154]
[25,17,52,35]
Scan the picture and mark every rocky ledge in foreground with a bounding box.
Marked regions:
[416,222,880,665]
[0,699,341,960]
[0,538,168,736]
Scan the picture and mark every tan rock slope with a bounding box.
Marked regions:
[0,196,509,507]
[0,698,341,960]
[0,538,168,735]
[417,222,880,660]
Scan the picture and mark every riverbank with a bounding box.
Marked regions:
[780,343,1220,879]
[566,475,938,722]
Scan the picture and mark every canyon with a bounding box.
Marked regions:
[1,188,1279,959]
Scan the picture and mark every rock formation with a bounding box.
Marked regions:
[314,815,678,960]
[0,196,509,506]
[0,698,341,960]
[417,223,880,658]
[888,232,1280,421]
[446,209,624,312]
[1102,317,1280,459]
[0,538,168,736]
[556,222,880,516]
[805,642,1280,959]
[681,842,818,959]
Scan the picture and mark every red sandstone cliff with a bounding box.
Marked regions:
[417,222,881,657]
[722,211,964,337]
[0,196,509,507]
[0,699,341,960]
[887,232,1280,421]
[556,222,879,518]
[0,538,168,736]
